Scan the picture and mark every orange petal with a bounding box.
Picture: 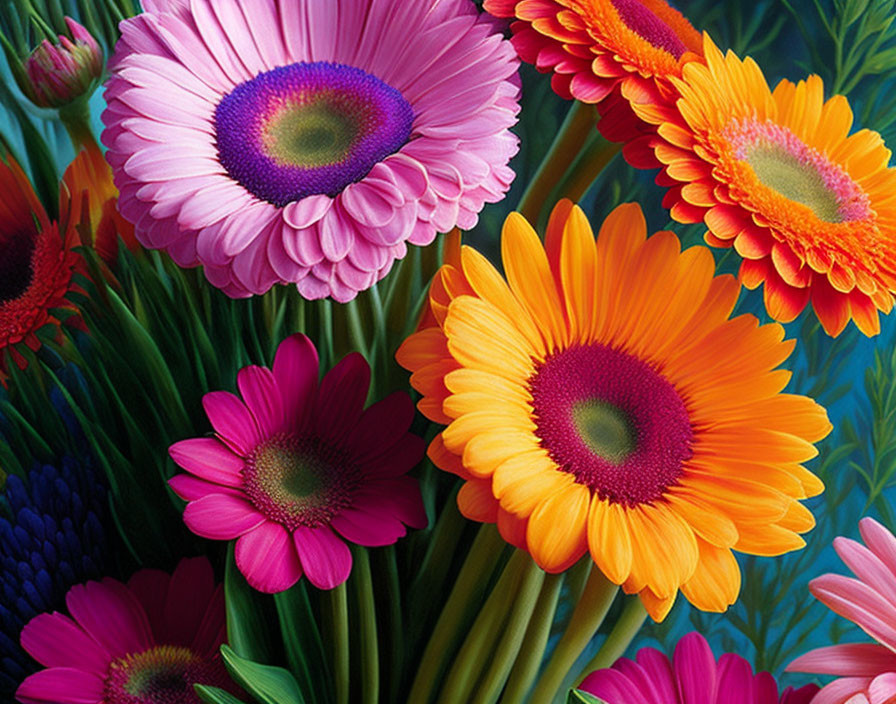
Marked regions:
[587,498,633,585]
[457,479,499,523]
[680,538,741,612]
[526,482,590,573]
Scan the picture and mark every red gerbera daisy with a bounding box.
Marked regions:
[0,155,85,371]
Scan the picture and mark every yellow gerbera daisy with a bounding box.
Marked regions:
[633,34,896,337]
[397,200,832,621]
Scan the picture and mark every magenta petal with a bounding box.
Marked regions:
[182,494,266,540]
[579,667,651,704]
[346,391,415,460]
[16,667,105,704]
[237,365,286,436]
[168,437,244,486]
[293,525,352,590]
[788,644,896,677]
[190,585,227,658]
[235,522,303,593]
[355,477,427,530]
[673,632,717,704]
[633,648,676,703]
[19,614,110,673]
[314,352,371,441]
[162,557,216,648]
[272,333,319,432]
[330,504,408,547]
[65,580,153,658]
[168,474,242,501]
[202,390,262,455]
[716,653,754,704]
[127,568,170,638]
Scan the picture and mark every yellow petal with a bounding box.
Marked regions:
[587,499,633,585]
[526,482,590,572]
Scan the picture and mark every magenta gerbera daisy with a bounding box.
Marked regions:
[580,632,819,704]
[168,333,427,593]
[15,557,237,704]
[102,0,520,302]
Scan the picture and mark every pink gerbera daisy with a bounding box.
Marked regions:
[169,333,427,593]
[15,557,237,704]
[102,0,520,302]
[787,517,896,704]
[581,631,819,704]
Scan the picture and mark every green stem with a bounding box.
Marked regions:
[353,547,379,704]
[529,569,618,704]
[575,597,648,682]
[346,297,369,360]
[58,97,96,151]
[327,582,350,704]
[499,572,564,704]
[380,546,404,704]
[471,555,546,704]
[517,100,596,225]
[406,524,507,704]
[547,133,621,208]
[436,549,531,704]
[318,299,335,368]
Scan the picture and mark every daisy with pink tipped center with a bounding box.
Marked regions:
[169,333,427,593]
[787,517,896,703]
[16,557,238,704]
[102,0,520,302]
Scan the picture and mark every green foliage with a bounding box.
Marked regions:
[194,686,248,704]
[220,645,307,704]
[567,689,607,704]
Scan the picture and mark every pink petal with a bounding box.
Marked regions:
[352,477,427,530]
[65,580,153,658]
[811,574,896,650]
[168,474,243,501]
[237,365,285,437]
[127,568,170,637]
[634,648,677,703]
[20,614,110,672]
[314,352,370,441]
[190,585,226,658]
[16,667,105,704]
[716,653,755,704]
[330,503,409,547]
[235,521,303,593]
[283,194,333,229]
[292,525,352,590]
[579,667,651,704]
[202,390,261,455]
[168,438,244,486]
[673,632,717,704]
[788,644,896,677]
[162,557,216,648]
[835,537,896,610]
[861,518,896,581]
[182,494,266,540]
[272,333,320,432]
[870,673,896,704]
[813,678,874,704]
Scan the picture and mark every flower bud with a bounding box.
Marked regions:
[18,18,102,108]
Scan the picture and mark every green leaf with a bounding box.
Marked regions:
[225,544,274,664]
[567,690,608,704]
[194,685,247,704]
[274,581,332,704]
[220,645,306,704]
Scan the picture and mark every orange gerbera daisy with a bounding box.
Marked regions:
[634,34,896,337]
[0,155,85,372]
[483,0,703,158]
[397,200,831,621]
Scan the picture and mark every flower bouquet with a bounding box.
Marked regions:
[1,1,896,703]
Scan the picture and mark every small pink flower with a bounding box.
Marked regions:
[787,517,896,704]
[169,333,427,593]
[580,631,819,704]
[15,557,236,704]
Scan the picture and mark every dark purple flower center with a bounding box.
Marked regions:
[0,228,36,303]
[529,344,693,507]
[104,645,230,704]
[242,433,359,530]
[609,0,689,58]
[214,61,414,207]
